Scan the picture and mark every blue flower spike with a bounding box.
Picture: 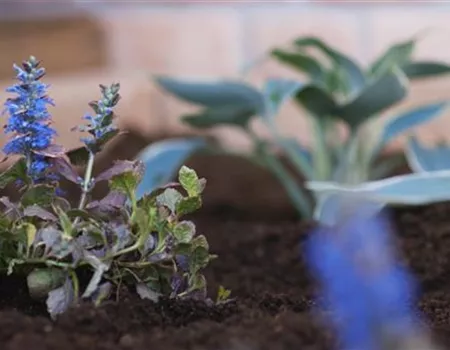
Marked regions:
[76,83,121,153]
[2,56,59,181]
[305,200,441,350]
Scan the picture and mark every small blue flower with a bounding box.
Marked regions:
[2,56,57,180]
[305,207,420,350]
[77,83,121,152]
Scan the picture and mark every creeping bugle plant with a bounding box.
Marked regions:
[153,36,450,219]
[0,57,213,319]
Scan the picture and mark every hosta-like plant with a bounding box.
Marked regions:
[308,135,450,225]
[0,57,213,319]
[153,36,450,219]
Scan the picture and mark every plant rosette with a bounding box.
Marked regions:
[0,56,216,319]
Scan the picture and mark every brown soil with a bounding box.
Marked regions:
[2,133,446,350]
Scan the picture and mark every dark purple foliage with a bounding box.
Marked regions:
[51,157,81,184]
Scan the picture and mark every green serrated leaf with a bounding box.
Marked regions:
[173,242,192,256]
[178,166,203,197]
[110,165,143,199]
[175,196,202,216]
[21,185,55,207]
[191,235,209,250]
[156,188,183,213]
[216,285,232,303]
[0,158,29,189]
[173,221,195,244]
[189,273,207,292]
[189,247,210,274]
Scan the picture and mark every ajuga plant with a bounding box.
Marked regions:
[153,36,450,219]
[305,201,441,350]
[0,56,214,319]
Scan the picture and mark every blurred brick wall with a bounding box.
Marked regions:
[1,1,450,154]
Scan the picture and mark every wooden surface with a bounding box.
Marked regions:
[0,14,107,79]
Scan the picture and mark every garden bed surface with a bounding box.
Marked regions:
[1,202,450,350]
[0,135,442,350]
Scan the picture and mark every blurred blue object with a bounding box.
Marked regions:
[304,204,420,350]
[135,138,206,200]
[406,135,450,173]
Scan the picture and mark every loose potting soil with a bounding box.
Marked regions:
[0,134,448,350]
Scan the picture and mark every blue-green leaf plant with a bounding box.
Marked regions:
[308,119,450,225]
[154,35,450,219]
[308,133,450,225]
[0,57,214,319]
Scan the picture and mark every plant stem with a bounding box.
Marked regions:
[245,128,312,219]
[69,269,80,303]
[262,151,312,218]
[78,151,95,210]
[264,119,314,180]
[311,116,332,181]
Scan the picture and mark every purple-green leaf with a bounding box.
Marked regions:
[95,160,137,182]
[0,196,21,220]
[87,191,127,214]
[46,277,74,320]
[24,205,57,221]
[51,157,80,184]
[33,144,66,158]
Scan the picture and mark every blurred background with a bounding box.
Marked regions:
[1,0,450,153]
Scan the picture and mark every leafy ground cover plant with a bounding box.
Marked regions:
[305,201,441,350]
[153,36,450,219]
[0,56,214,319]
